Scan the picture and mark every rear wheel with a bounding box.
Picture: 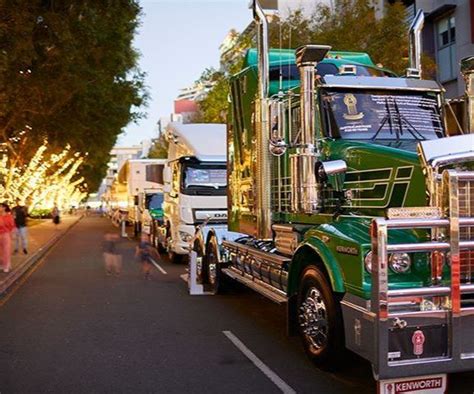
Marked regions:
[156,230,167,254]
[167,242,183,264]
[297,266,345,369]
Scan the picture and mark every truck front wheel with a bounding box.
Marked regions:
[297,267,344,368]
[204,237,220,295]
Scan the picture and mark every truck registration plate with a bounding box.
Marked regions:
[378,374,447,394]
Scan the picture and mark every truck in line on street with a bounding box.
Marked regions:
[194,0,474,388]
[118,158,166,236]
[157,123,232,263]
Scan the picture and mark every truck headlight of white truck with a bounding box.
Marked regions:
[179,231,194,242]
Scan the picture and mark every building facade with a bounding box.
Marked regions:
[384,0,474,98]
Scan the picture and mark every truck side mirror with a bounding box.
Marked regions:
[316,160,347,192]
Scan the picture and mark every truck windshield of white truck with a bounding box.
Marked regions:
[323,89,444,141]
[147,194,163,210]
[182,163,227,196]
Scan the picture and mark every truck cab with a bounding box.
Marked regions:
[140,190,164,236]
[197,1,474,385]
[159,123,228,263]
[119,158,165,236]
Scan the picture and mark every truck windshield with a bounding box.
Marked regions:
[323,89,444,140]
[182,164,227,196]
[147,194,163,210]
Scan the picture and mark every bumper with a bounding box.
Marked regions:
[342,293,474,380]
[349,169,474,380]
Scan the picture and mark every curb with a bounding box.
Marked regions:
[0,215,84,296]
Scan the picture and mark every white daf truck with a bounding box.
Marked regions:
[158,123,228,263]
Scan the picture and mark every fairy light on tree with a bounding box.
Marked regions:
[0,142,87,210]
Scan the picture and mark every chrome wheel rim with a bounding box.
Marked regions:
[299,287,328,350]
[207,249,217,286]
[196,255,203,280]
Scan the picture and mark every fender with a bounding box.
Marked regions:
[288,235,346,296]
[199,225,245,261]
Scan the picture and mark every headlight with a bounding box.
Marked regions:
[389,253,411,273]
[179,231,193,242]
[364,251,373,273]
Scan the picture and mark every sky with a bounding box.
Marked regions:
[119,0,251,146]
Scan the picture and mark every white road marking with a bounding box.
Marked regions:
[149,258,167,275]
[223,330,296,394]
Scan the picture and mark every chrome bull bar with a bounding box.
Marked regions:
[368,170,474,379]
[371,216,474,318]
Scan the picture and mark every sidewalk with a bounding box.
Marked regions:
[0,214,83,295]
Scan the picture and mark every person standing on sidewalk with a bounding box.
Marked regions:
[12,199,28,254]
[51,204,60,228]
[0,202,15,273]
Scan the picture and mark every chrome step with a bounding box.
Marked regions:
[222,268,287,304]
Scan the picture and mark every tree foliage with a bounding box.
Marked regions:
[0,0,146,191]
[147,134,168,159]
[195,0,436,122]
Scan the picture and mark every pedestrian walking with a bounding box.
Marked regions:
[12,198,28,254]
[102,232,122,276]
[0,202,15,273]
[135,233,159,280]
[51,204,60,228]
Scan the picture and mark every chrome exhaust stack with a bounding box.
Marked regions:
[252,0,277,239]
[406,10,424,79]
[461,56,474,133]
[291,45,330,213]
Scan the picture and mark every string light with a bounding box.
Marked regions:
[0,142,87,210]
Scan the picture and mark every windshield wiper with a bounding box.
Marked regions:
[392,99,426,141]
[186,183,224,189]
[372,97,426,141]
[372,97,394,141]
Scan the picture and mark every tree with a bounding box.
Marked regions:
[147,134,168,159]
[194,0,436,123]
[269,0,435,76]
[0,0,146,192]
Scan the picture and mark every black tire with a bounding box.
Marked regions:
[204,237,221,295]
[157,241,167,254]
[167,245,183,264]
[297,266,345,369]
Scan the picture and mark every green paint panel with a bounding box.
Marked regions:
[227,48,467,300]
[244,48,377,68]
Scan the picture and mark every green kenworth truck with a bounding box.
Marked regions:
[193,0,474,386]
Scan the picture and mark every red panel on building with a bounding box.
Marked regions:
[174,99,198,114]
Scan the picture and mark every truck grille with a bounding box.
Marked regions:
[459,177,474,283]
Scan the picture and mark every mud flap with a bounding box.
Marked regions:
[287,294,298,336]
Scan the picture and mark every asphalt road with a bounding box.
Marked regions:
[0,216,473,393]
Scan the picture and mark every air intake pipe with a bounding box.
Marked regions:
[291,45,330,213]
[252,0,275,239]
[461,56,474,133]
[406,10,424,79]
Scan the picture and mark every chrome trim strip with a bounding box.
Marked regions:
[386,240,474,253]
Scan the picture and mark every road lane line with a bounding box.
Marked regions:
[223,330,296,394]
[149,258,167,275]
